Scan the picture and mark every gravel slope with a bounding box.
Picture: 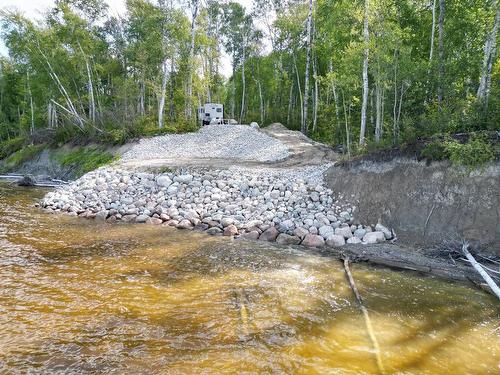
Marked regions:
[122,125,290,162]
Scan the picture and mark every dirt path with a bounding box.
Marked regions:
[117,123,338,171]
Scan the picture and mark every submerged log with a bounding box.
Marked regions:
[343,257,386,375]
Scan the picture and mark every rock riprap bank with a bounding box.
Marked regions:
[41,166,393,247]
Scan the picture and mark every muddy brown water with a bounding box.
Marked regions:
[0,183,498,374]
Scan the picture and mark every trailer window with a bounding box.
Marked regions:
[216,108,222,112]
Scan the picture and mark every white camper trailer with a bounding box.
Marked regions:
[198,103,224,125]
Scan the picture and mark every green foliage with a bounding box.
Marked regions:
[0,0,498,153]
[420,140,448,162]
[444,136,495,170]
[55,147,117,176]
[1,144,45,172]
[0,137,26,159]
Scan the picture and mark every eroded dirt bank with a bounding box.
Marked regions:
[326,158,500,255]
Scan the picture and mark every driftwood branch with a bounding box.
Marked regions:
[461,242,500,300]
[343,257,386,375]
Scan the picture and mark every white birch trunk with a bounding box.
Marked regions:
[360,0,370,145]
[293,54,304,127]
[27,72,34,135]
[375,82,382,143]
[158,59,169,129]
[287,82,293,126]
[240,35,246,124]
[312,54,319,133]
[186,0,199,120]
[477,0,499,104]
[302,0,313,135]
[437,0,445,107]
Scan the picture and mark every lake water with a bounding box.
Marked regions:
[0,183,498,374]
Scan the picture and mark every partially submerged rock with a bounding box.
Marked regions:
[17,174,37,187]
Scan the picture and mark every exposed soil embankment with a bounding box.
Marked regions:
[326,158,500,254]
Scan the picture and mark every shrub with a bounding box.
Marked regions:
[0,137,26,160]
[420,140,448,162]
[55,147,117,176]
[444,135,495,169]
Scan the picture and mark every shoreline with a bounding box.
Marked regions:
[39,164,490,291]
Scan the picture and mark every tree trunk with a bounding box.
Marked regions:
[158,59,169,129]
[302,0,313,135]
[429,0,437,64]
[231,63,236,119]
[360,0,370,145]
[312,54,319,133]
[169,56,175,121]
[437,0,445,108]
[287,81,293,126]
[240,36,246,124]
[186,0,199,120]
[342,90,351,158]
[293,54,304,128]
[477,0,499,107]
[27,72,34,135]
[375,82,382,143]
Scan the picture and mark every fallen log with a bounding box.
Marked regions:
[461,242,500,300]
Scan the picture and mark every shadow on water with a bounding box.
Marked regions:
[1,183,499,374]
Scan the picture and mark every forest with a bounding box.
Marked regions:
[0,0,498,157]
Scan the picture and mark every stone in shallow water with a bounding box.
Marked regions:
[301,234,325,247]
[259,226,279,242]
[223,224,238,236]
[135,214,149,223]
[95,210,109,221]
[326,234,345,247]
[276,233,301,245]
[293,227,309,239]
[239,231,260,240]
[176,219,193,230]
[146,217,163,225]
[207,227,223,235]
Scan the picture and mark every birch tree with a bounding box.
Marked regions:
[302,0,313,135]
[359,0,370,145]
[437,0,445,108]
[185,0,200,121]
[477,0,499,107]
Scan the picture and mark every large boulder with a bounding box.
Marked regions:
[239,231,260,240]
[259,226,279,242]
[326,234,346,247]
[250,122,260,129]
[375,223,393,240]
[301,234,325,247]
[335,226,353,239]
[223,224,238,236]
[363,231,386,244]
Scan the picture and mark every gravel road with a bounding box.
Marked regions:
[122,125,290,163]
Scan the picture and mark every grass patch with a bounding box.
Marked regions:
[0,137,26,160]
[55,147,117,177]
[0,144,45,172]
